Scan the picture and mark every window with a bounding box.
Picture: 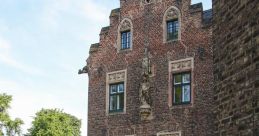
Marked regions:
[163,6,181,43]
[173,72,191,105]
[109,83,124,113]
[121,31,131,50]
[167,19,179,41]
[118,18,133,51]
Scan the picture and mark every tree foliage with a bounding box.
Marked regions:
[0,93,23,136]
[28,109,81,136]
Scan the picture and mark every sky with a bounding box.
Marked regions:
[0,0,211,135]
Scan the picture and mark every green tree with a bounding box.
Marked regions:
[0,93,23,136]
[28,109,81,136]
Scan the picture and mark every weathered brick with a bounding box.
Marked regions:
[213,0,259,135]
[85,0,214,136]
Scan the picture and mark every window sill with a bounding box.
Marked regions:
[165,39,180,44]
[108,110,126,116]
[169,103,193,110]
[118,48,132,53]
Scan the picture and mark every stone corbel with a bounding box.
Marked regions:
[78,65,88,74]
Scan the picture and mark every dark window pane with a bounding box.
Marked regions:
[174,86,182,104]
[167,20,179,41]
[121,31,131,50]
[110,95,117,111]
[118,94,124,110]
[174,74,182,84]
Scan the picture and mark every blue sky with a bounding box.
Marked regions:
[0,0,211,135]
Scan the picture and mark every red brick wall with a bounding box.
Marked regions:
[86,0,213,135]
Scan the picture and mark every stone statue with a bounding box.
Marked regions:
[139,48,153,120]
[140,73,151,106]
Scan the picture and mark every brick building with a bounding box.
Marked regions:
[213,0,259,135]
[79,0,214,135]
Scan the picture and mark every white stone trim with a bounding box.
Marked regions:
[162,6,181,43]
[106,69,127,115]
[157,131,181,136]
[169,58,194,72]
[168,58,194,107]
[117,18,133,52]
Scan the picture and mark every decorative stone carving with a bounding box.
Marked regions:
[166,8,179,20]
[108,71,126,83]
[140,73,151,106]
[78,65,88,74]
[120,20,131,32]
[171,59,192,72]
[139,48,153,121]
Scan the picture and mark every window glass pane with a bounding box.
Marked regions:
[110,85,117,94]
[118,94,124,110]
[110,95,117,111]
[182,85,191,102]
[183,73,191,83]
[174,74,182,84]
[118,83,124,92]
[174,86,182,103]
[167,20,179,40]
[121,31,131,49]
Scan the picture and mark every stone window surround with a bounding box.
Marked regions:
[117,18,133,52]
[106,69,127,115]
[163,6,181,43]
[157,131,181,136]
[168,58,194,108]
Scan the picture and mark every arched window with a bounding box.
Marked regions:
[163,6,181,43]
[117,18,133,51]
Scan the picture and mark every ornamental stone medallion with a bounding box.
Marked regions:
[166,8,179,20]
[120,20,131,32]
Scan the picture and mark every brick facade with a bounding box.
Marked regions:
[213,0,259,135]
[84,0,213,135]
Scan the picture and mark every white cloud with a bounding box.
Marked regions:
[0,37,45,76]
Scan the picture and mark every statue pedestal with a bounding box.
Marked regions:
[140,104,153,121]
